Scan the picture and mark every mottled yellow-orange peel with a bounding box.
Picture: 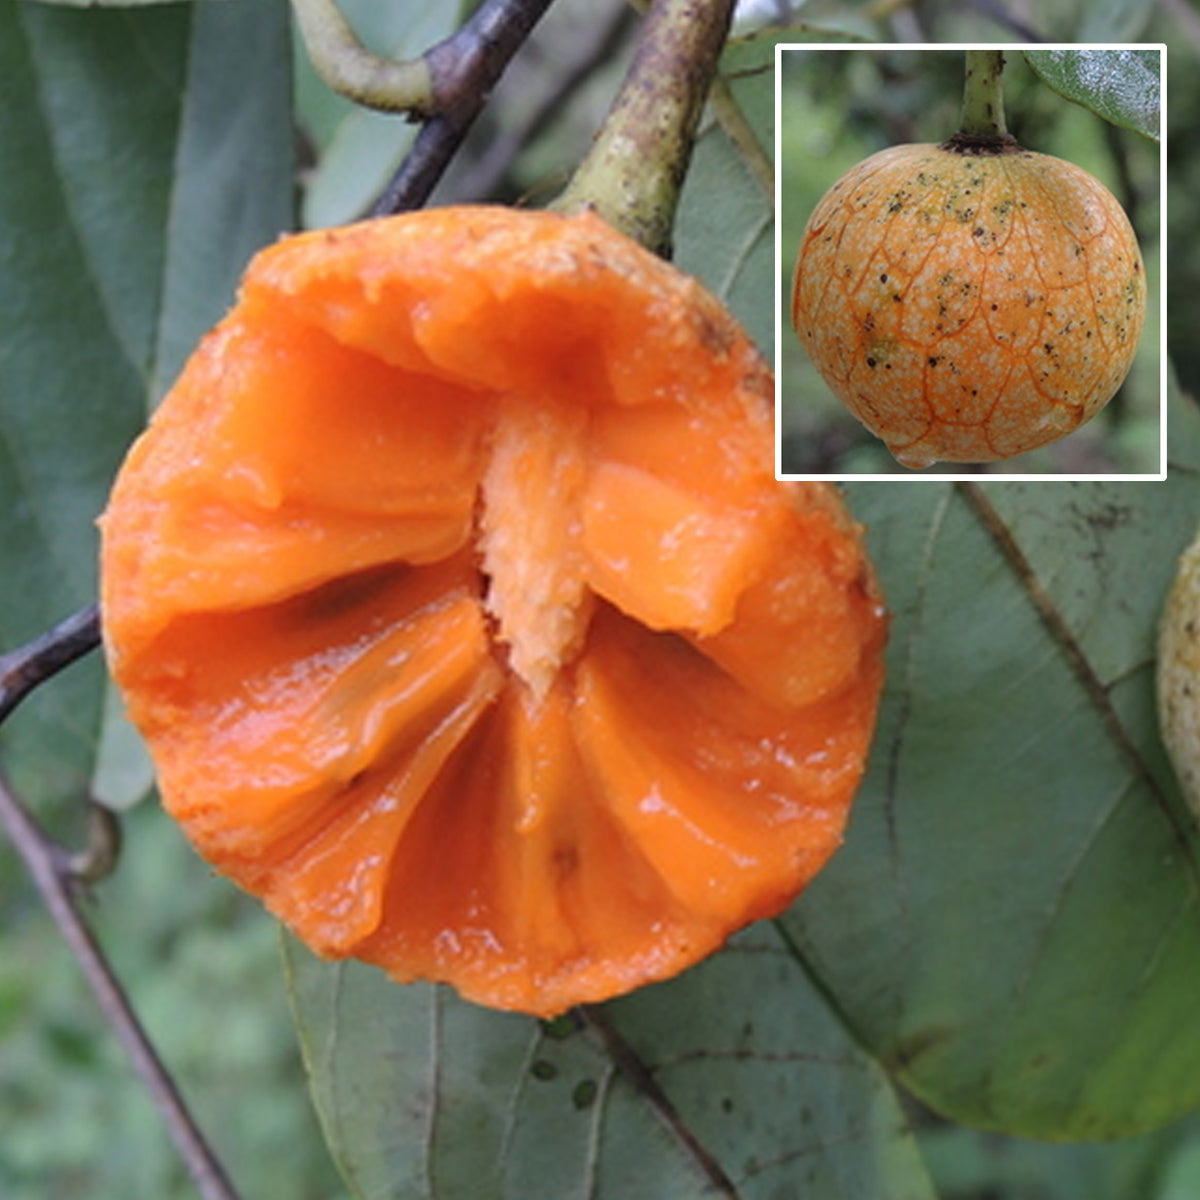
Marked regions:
[792,136,1146,468]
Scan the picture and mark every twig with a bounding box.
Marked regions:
[371,115,473,216]
[0,603,101,723]
[958,49,1008,139]
[1,605,240,1198]
[445,3,637,204]
[371,0,559,215]
[0,769,240,1200]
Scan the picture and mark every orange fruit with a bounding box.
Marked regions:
[100,205,887,1016]
[791,134,1146,468]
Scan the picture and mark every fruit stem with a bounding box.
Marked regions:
[551,0,736,258]
[958,49,1008,138]
[290,0,434,114]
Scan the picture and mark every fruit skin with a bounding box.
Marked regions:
[791,137,1146,468]
[100,206,887,1017]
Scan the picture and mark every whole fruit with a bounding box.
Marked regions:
[791,133,1146,468]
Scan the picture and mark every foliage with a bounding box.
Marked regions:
[1024,48,1161,141]
[1,0,1198,1198]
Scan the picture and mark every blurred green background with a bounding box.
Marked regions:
[778,47,1163,475]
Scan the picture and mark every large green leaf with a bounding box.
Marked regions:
[284,925,937,1200]
[920,1109,1200,1200]
[782,382,1200,1139]
[0,0,292,812]
[150,0,296,403]
[675,35,774,358]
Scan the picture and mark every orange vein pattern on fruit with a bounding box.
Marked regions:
[792,143,1145,467]
[101,206,887,1017]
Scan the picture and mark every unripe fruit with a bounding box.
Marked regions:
[791,134,1146,469]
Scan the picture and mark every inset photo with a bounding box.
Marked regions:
[775,45,1164,480]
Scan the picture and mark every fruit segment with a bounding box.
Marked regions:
[581,460,775,636]
[100,321,482,643]
[126,566,497,881]
[575,608,881,918]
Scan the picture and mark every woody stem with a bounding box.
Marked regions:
[958,49,1008,138]
[552,0,736,258]
[371,0,557,214]
[0,604,239,1199]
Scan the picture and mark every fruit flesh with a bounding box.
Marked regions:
[101,206,887,1016]
[792,142,1146,467]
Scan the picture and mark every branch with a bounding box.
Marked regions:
[0,603,100,723]
[0,770,240,1200]
[445,3,637,204]
[371,0,559,215]
[0,605,240,1199]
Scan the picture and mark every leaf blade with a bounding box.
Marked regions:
[1024,48,1161,142]
[784,388,1200,1139]
[284,924,939,1200]
[0,0,293,812]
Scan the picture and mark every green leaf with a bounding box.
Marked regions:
[674,31,779,360]
[782,384,1200,1140]
[0,0,292,812]
[284,925,938,1200]
[151,0,295,403]
[1025,48,1161,142]
[91,684,155,812]
[920,1110,1200,1200]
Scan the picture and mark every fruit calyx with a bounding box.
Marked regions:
[938,130,1024,157]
